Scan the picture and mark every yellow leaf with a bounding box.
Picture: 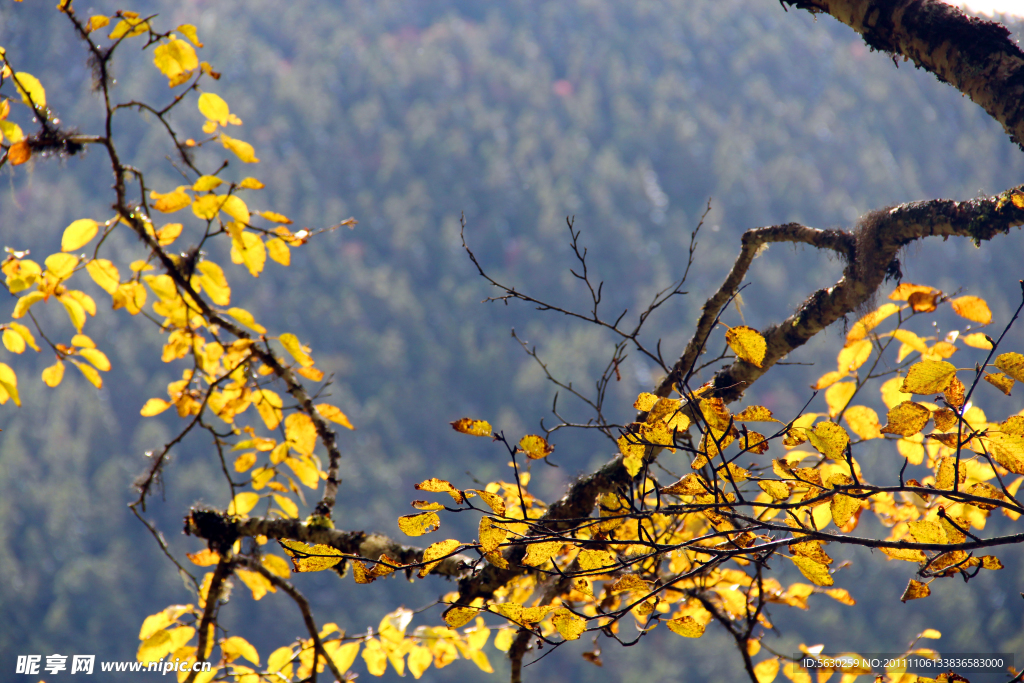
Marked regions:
[85,15,110,33]
[984,372,1014,395]
[811,370,843,390]
[837,339,872,373]
[176,24,203,47]
[0,363,20,406]
[153,39,198,86]
[880,376,912,409]
[419,539,461,577]
[846,303,899,343]
[609,574,653,594]
[86,259,120,294]
[843,405,882,440]
[830,493,860,528]
[228,492,260,516]
[139,395,171,417]
[407,645,431,679]
[70,359,101,389]
[191,194,225,220]
[950,296,991,325]
[221,195,250,223]
[61,219,99,252]
[46,252,78,281]
[230,227,266,276]
[109,16,150,39]
[316,404,355,430]
[518,434,554,459]
[442,606,477,629]
[192,261,230,306]
[523,540,563,567]
[2,329,25,354]
[398,512,440,536]
[962,332,993,349]
[198,93,230,125]
[285,456,320,488]
[278,539,344,572]
[666,616,706,638]
[221,133,260,163]
[468,489,505,516]
[661,473,711,496]
[226,307,267,334]
[13,72,46,108]
[790,556,833,586]
[331,642,361,675]
[193,175,223,192]
[284,412,317,456]
[994,352,1024,383]
[0,120,25,145]
[553,610,586,640]
[880,401,930,437]
[279,332,314,367]
[238,176,264,189]
[451,418,492,437]
[753,658,780,683]
[758,479,790,501]
[155,223,183,247]
[266,238,290,265]
[578,547,614,572]
[222,635,260,666]
[880,546,926,562]
[150,186,192,213]
[907,520,946,544]
[186,548,220,567]
[725,325,766,368]
[272,493,299,518]
[416,478,465,503]
[901,361,957,394]
[807,422,849,460]
[900,579,931,602]
[236,568,274,600]
[824,382,856,418]
[41,360,64,387]
[79,348,110,371]
[479,516,508,554]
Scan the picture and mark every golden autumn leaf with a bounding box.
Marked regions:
[61,219,99,252]
[900,579,931,602]
[451,418,492,437]
[86,259,120,294]
[962,332,993,349]
[984,372,1014,395]
[907,520,946,545]
[758,479,790,501]
[415,477,465,504]
[279,539,344,572]
[880,401,930,437]
[221,133,260,163]
[881,546,926,562]
[398,511,440,536]
[753,658,780,683]
[553,609,586,640]
[284,412,317,456]
[666,616,706,638]
[825,382,856,418]
[950,296,992,324]
[523,540,563,567]
[811,370,844,390]
[41,360,64,387]
[633,392,659,411]
[790,555,833,586]
[266,238,290,265]
[806,421,849,460]
[846,303,899,343]
[8,140,31,165]
[12,71,46,108]
[221,635,260,665]
[150,187,192,213]
[468,489,506,516]
[609,574,653,594]
[442,606,478,630]
[479,517,508,554]
[888,283,935,301]
[316,403,355,429]
[837,339,872,373]
[843,405,882,440]
[943,374,965,410]
[186,548,220,567]
[725,325,766,368]
[880,376,913,409]
[901,361,957,394]
[419,539,461,577]
[734,405,775,422]
[994,352,1024,383]
[140,398,171,416]
[518,434,554,459]
[226,307,266,333]
[228,491,260,516]
[661,473,710,496]
[909,290,940,312]
[830,493,860,528]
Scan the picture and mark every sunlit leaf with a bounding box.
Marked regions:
[398,512,440,536]
[900,579,931,602]
[725,325,766,368]
[61,219,99,252]
[8,140,31,165]
[843,405,882,440]
[228,492,260,516]
[666,616,705,638]
[226,307,266,334]
[950,296,991,325]
[153,39,198,86]
[12,71,46,108]
[994,352,1024,383]
[824,382,856,418]
[186,549,220,567]
[900,361,957,394]
[806,421,849,459]
[41,360,64,387]
[753,658,780,683]
[451,418,492,437]
[880,401,930,437]
[279,332,314,367]
[150,187,192,213]
[553,609,586,640]
[70,359,101,388]
[415,478,464,503]
[846,303,899,343]
[523,540,563,567]
[86,259,120,294]
[0,363,20,406]
[315,403,354,430]
[836,339,872,373]
[279,539,344,572]
[266,238,291,265]
[419,539,461,577]
[984,372,1014,395]
[442,606,477,629]
[221,133,259,163]
[222,636,260,666]
[790,555,833,586]
[518,434,554,459]
[198,92,230,125]
[962,332,993,349]
[272,493,299,518]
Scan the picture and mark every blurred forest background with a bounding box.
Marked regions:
[1,1,1023,681]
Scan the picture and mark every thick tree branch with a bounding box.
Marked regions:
[782,0,1024,149]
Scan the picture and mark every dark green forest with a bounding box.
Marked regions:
[1,1,1023,681]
